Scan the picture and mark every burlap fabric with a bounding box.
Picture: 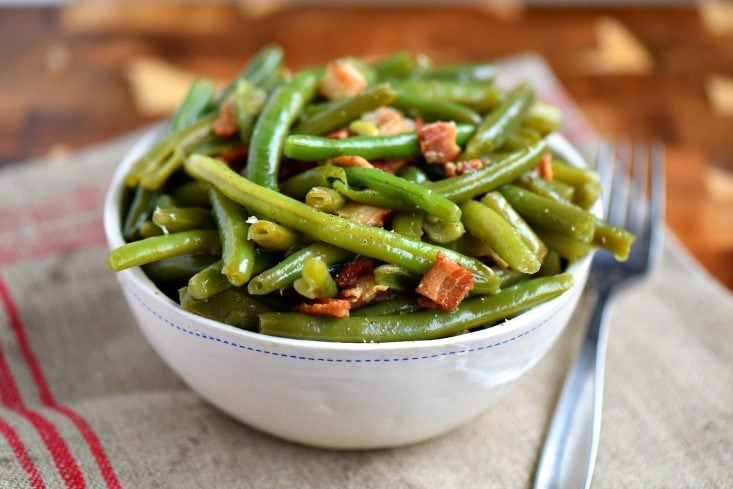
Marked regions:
[0,55,730,488]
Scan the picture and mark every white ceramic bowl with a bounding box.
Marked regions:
[104,131,594,449]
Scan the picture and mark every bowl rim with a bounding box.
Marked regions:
[104,129,596,353]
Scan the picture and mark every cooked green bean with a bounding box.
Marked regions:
[293,257,339,299]
[187,260,232,300]
[280,165,347,199]
[246,68,322,189]
[235,80,267,144]
[171,181,210,207]
[331,180,415,211]
[248,243,352,295]
[209,186,255,286]
[139,220,164,238]
[373,264,418,291]
[107,230,220,271]
[123,186,158,241]
[391,91,482,124]
[461,200,541,274]
[536,230,596,261]
[501,125,543,152]
[185,154,499,293]
[143,254,218,283]
[499,185,596,243]
[516,174,572,204]
[170,79,216,132]
[391,211,424,240]
[593,219,636,261]
[422,215,465,244]
[424,62,495,83]
[461,82,534,160]
[427,141,548,202]
[551,159,602,209]
[480,191,547,260]
[179,286,272,331]
[152,206,214,232]
[155,194,177,209]
[537,250,563,277]
[305,186,346,212]
[396,165,428,184]
[259,273,574,342]
[343,166,461,222]
[389,80,501,112]
[294,83,397,135]
[248,220,301,251]
[349,120,379,136]
[187,137,242,158]
[494,268,530,288]
[372,51,415,80]
[350,294,421,316]
[524,100,562,134]
[217,44,284,103]
[284,123,474,161]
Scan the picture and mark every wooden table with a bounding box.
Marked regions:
[2,4,732,288]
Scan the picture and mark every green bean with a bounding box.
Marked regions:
[372,51,415,80]
[373,264,418,292]
[331,181,417,211]
[294,83,397,135]
[551,159,602,209]
[234,80,267,145]
[139,221,164,238]
[480,191,547,260]
[179,286,272,331]
[187,261,232,300]
[396,165,428,184]
[152,206,214,232]
[187,137,242,158]
[248,243,352,295]
[185,155,500,293]
[424,63,495,83]
[305,186,346,212]
[171,181,210,207]
[494,268,530,288]
[143,254,218,283]
[427,141,548,202]
[343,166,461,222]
[537,250,563,277]
[349,120,379,136]
[391,211,424,240]
[391,91,482,124]
[499,185,596,243]
[524,100,562,134]
[209,186,255,286]
[409,54,433,79]
[443,234,495,258]
[516,174,572,204]
[535,230,596,261]
[246,68,322,189]
[461,82,534,160]
[170,78,216,131]
[217,44,284,103]
[592,219,636,261]
[123,186,158,241]
[293,257,339,299]
[501,125,543,152]
[547,179,576,202]
[461,200,541,274]
[259,273,573,342]
[422,215,465,244]
[350,294,421,316]
[284,123,474,161]
[155,194,177,209]
[107,230,220,271]
[248,220,301,251]
[389,80,501,112]
[279,165,346,199]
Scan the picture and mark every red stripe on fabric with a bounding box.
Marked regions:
[0,276,121,489]
[0,417,46,489]
[0,342,85,488]
[0,182,107,234]
[0,217,106,267]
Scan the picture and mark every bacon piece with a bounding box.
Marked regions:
[538,153,553,181]
[335,258,376,288]
[298,298,351,318]
[417,122,461,164]
[327,128,351,139]
[415,252,474,311]
[318,60,367,100]
[213,96,238,138]
[362,107,413,135]
[324,155,374,168]
[372,158,409,174]
[336,203,391,227]
[443,159,483,178]
[339,275,389,308]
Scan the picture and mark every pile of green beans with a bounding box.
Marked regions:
[108,46,636,343]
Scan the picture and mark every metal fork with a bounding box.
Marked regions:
[533,141,665,489]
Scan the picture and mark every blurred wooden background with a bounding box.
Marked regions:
[1,3,732,288]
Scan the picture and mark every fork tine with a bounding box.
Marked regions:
[626,142,649,237]
[606,139,631,228]
[646,141,666,268]
[595,140,614,215]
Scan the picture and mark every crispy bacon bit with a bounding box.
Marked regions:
[213,96,238,137]
[417,122,461,164]
[336,203,392,227]
[372,158,409,173]
[362,107,413,135]
[319,60,367,100]
[327,128,351,139]
[538,153,553,181]
[339,275,389,308]
[298,298,351,318]
[324,155,374,168]
[443,159,484,178]
[415,252,474,311]
[335,258,376,288]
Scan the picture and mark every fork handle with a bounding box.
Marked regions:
[533,285,614,489]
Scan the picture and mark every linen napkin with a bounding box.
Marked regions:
[0,54,731,489]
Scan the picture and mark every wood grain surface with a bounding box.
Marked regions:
[1,4,731,289]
